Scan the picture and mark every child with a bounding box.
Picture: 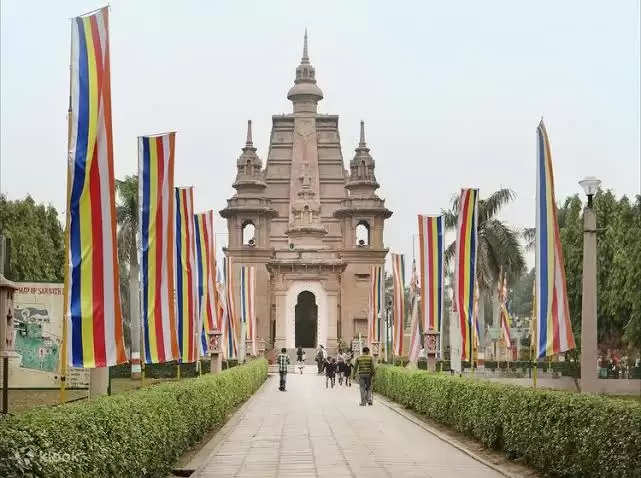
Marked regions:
[297,351,305,374]
[336,350,345,385]
[324,357,337,388]
[343,359,354,387]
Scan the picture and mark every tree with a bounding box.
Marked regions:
[115,176,140,373]
[442,188,526,339]
[0,194,64,282]
[443,188,525,290]
[545,191,641,353]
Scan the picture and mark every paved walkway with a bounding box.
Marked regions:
[196,367,503,478]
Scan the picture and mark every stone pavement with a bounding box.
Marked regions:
[195,367,503,478]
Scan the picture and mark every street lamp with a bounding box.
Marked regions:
[579,176,601,208]
[579,176,600,393]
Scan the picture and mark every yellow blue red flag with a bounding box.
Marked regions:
[66,7,126,368]
[174,187,198,363]
[239,266,256,356]
[535,121,575,358]
[391,253,405,356]
[194,210,217,356]
[454,188,479,361]
[368,265,384,344]
[138,132,179,364]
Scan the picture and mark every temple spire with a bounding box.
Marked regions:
[302,28,309,64]
[246,120,253,146]
[359,120,366,147]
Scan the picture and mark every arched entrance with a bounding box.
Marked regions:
[295,291,317,348]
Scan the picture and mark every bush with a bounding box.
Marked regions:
[0,359,268,477]
[374,365,641,478]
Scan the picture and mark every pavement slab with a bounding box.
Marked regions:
[195,367,505,478]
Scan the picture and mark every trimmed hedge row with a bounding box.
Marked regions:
[0,359,267,477]
[109,359,240,379]
[374,365,641,478]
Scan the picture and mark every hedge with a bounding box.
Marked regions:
[110,359,240,379]
[374,365,641,478]
[0,358,267,477]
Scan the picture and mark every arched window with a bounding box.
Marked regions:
[356,220,370,247]
[242,221,256,246]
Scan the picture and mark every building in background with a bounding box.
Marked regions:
[221,33,392,355]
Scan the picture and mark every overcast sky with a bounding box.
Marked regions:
[1,0,639,271]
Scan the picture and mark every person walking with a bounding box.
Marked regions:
[316,345,325,374]
[277,348,290,391]
[353,346,375,405]
[296,346,304,362]
[336,349,346,385]
[344,358,354,387]
[324,357,337,388]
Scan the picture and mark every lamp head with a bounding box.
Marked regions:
[579,176,601,208]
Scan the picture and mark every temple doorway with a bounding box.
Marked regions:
[295,291,317,348]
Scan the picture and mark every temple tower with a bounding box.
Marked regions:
[221,32,392,355]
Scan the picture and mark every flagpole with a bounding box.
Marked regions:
[60,18,74,405]
[531,280,537,389]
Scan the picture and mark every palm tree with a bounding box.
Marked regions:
[442,188,526,336]
[115,175,140,378]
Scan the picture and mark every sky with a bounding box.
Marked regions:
[1,0,639,271]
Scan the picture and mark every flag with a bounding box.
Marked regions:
[138,133,179,364]
[454,188,479,361]
[174,187,198,363]
[224,257,239,359]
[66,7,126,368]
[407,259,421,363]
[418,215,444,336]
[472,278,481,352]
[391,253,405,356]
[240,266,256,356]
[368,265,384,344]
[535,121,576,358]
[498,270,512,349]
[194,210,217,357]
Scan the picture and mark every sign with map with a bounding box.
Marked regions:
[10,282,88,388]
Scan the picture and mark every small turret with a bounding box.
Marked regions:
[233,120,266,193]
[287,29,323,113]
[346,121,379,197]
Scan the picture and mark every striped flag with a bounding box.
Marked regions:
[138,133,179,364]
[407,259,421,364]
[66,7,126,368]
[498,269,512,349]
[391,254,405,356]
[368,265,384,344]
[194,211,217,357]
[240,266,257,356]
[535,121,575,358]
[174,187,198,363]
[418,215,444,338]
[472,278,481,352]
[224,257,239,359]
[454,188,479,361]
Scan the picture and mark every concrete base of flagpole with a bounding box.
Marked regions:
[210,352,222,374]
[427,355,437,372]
[89,367,109,398]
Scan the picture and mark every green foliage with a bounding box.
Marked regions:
[0,195,64,282]
[0,359,268,477]
[557,192,641,351]
[442,188,526,293]
[374,365,641,478]
[509,268,535,318]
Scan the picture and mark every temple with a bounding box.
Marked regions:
[221,31,392,355]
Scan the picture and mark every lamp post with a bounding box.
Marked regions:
[579,176,600,394]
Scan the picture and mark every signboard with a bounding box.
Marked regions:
[9,283,88,388]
